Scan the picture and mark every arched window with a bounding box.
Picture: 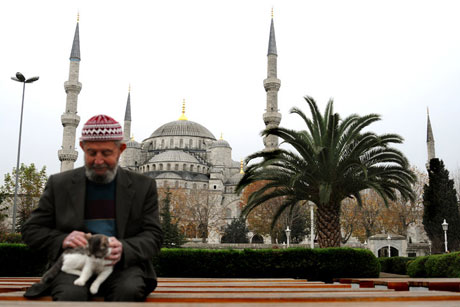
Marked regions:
[190,165,194,172]
[161,139,165,149]
[146,165,150,172]
[167,163,171,171]
[170,139,174,147]
[180,139,183,147]
[183,164,187,171]
[160,164,163,170]
[197,166,200,173]
[153,164,156,171]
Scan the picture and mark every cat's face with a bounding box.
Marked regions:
[88,234,111,258]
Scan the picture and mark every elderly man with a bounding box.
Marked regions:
[22,114,163,301]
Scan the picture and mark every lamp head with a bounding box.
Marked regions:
[442,219,448,231]
[15,72,25,82]
[26,76,39,83]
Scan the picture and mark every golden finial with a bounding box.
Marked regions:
[220,132,223,140]
[77,12,80,23]
[131,134,134,141]
[427,107,429,116]
[271,7,274,18]
[129,84,131,92]
[178,99,188,121]
[240,159,244,174]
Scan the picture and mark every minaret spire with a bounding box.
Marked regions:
[59,16,82,172]
[427,107,436,166]
[123,86,132,142]
[263,12,281,151]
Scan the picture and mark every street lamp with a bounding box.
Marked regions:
[10,72,39,232]
[387,234,391,257]
[442,219,448,253]
[285,226,291,248]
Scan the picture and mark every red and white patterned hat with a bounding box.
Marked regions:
[80,114,124,141]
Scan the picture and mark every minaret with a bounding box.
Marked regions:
[263,10,282,151]
[427,108,436,166]
[123,86,132,142]
[59,15,82,172]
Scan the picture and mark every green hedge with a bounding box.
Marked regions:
[153,248,380,282]
[0,245,380,281]
[378,256,415,275]
[407,252,460,277]
[0,244,47,276]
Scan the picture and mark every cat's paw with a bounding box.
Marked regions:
[74,278,85,286]
[89,284,100,295]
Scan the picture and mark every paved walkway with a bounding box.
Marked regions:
[1,277,460,306]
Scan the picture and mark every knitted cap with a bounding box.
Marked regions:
[80,114,124,141]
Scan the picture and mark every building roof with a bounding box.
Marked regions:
[150,120,216,140]
[70,22,81,61]
[210,139,231,149]
[148,150,200,164]
[268,18,277,56]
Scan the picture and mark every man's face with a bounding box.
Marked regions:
[80,141,126,183]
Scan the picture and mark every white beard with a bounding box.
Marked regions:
[85,163,118,184]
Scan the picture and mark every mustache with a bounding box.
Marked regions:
[90,163,110,170]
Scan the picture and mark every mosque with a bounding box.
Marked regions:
[57,15,282,243]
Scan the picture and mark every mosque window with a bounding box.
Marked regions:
[161,139,165,149]
[190,165,194,172]
[160,164,163,170]
[183,164,187,171]
[167,163,171,171]
[189,139,193,148]
[213,185,217,190]
[175,164,179,171]
[170,139,174,147]
[153,140,157,149]
[153,164,156,171]
[146,165,150,172]
[180,139,183,147]
[197,166,200,173]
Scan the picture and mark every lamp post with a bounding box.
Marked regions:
[285,226,291,248]
[310,202,315,249]
[387,234,391,257]
[10,72,39,232]
[442,219,448,253]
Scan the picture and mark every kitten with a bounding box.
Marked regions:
[25,234,113,297]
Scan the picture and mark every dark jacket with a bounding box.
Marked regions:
[22,167,163,294]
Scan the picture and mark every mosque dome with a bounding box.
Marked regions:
[210,138,231,149]
[126,138,141,148]
[150,120,216,140]
[148,150,200,164]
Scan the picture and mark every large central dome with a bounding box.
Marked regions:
[150,120,216,140]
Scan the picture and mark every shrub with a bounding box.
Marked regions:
[379,256,415,275]
[0,232,23,243]
[0,244,47,276]
[407,252,460,277]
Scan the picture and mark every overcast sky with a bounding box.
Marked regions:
[1,0,460,183]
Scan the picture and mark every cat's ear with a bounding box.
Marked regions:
[85,233,92,240]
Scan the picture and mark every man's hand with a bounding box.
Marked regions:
[62,231,88,249]
[106,236,123,266]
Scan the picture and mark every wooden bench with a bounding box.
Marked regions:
[1,277,460,306]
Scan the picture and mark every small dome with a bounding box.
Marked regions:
[150,120,216,140]
[126,139,141,148]
[210,139,231,149]
[148,150,200,164]
[226,173,243,185]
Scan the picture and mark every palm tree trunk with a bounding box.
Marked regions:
[316,202,341,247]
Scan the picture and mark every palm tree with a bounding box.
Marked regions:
[236,96,415,247]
